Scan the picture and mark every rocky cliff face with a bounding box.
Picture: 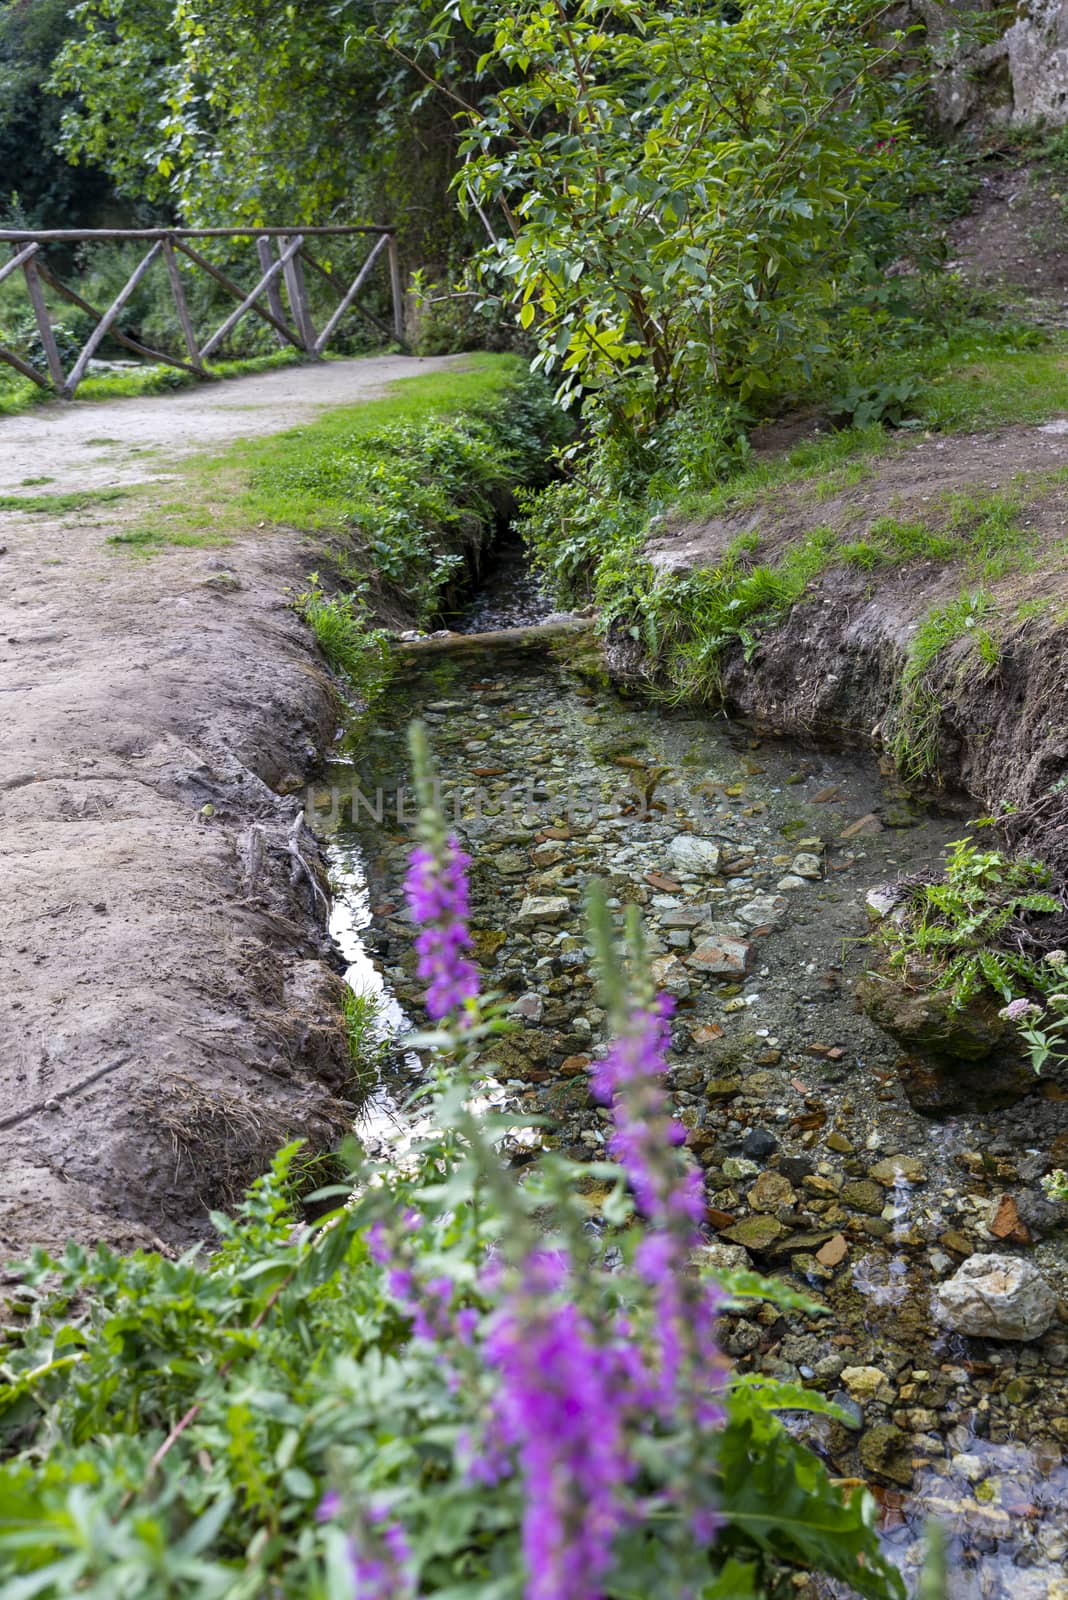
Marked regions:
[927,0,1068,127]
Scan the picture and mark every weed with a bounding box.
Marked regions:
[890,589,999,782]
[342,984,389,1094]
[873,836,1061,1008]
[106,524,228,551]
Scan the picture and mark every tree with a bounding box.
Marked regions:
[0,0,116,227]
[49,0,495,267]
[440,0,917,418]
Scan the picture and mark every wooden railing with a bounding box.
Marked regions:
[0,225,405,399]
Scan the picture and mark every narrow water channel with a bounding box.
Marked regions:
[311,568,1068,1598]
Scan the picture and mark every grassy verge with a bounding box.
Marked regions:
[104,353,569,691]
[0,347,312,417]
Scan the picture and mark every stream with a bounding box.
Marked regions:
[310,557,1068,1599]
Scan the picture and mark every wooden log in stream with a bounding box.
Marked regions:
[393,616,593,657]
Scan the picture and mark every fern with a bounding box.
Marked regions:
[877,837,1060,1010]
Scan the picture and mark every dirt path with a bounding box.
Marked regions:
[0,355,463,1257]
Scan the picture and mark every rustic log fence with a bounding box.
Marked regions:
[0,225,405,399]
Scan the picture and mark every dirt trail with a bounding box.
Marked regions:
[0,355,464,1258]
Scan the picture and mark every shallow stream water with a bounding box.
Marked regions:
[312,564,1068,1599]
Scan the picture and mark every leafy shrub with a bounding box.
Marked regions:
[826,377,923,430]
[274,373,570,622]
[873,836,1061,1008]
[0,728,905,1600]
[447,0,923,420]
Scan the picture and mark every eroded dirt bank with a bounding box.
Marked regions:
[635,420,1068,873]
[0,357,460,1256]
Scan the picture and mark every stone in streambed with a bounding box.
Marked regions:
[841,1366,891,1402]
[870,1155,926,1186]
[720,1214,784,1251]
[748,1169,796,1213]
[859,1424,913,1486]
[668,835,722,876]
[516,895,570,926]
[840,1179,885,1215]
[934,1254,1057,1342]
[687,936,751,976]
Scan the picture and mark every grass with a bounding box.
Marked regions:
[342,984,388,1095]
[0,487,127,513]
[106,524,229,551]
[890,588,999,781]
[0,347,314,417]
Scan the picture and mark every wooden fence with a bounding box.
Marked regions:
[0,225,405,399]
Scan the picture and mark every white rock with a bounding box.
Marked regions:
[737,893,787,929]
[516,895,570,926]
[777,875,807,890]
[934,1253,1057,1342]
[865,887,900,920]
[668,835,722,875]
[790,853,823,880]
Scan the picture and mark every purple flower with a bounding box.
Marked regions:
[348,1507,418,1600]
[999,998,1042,1021]
[480,1253,635,1600]
[404,836,480,1023]
[591,998,726,1425]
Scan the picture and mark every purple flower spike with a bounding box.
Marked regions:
[481,1256,634,1600]
[404,836,480,1024]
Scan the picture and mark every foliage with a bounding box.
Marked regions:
[826,377,922,431]
[341,984,389,1094]
[873,836,1061,1009]
[889,588,1000,782]
[273,367,568,621]
[0,732,905,1600]
[445,0,920,419]
[999,952,1068,1072]
[0,0,116,230]
[296,575,392,696]
[48,0,497,269]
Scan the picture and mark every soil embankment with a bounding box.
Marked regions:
[0,356,462,1256]
[634,420,1068,873]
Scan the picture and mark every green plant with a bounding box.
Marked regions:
[999,952,1068,1072]
[826,377,922,430]
[890,589,999,781]
[341,983,389,1093]
[874,836,1061,1008]
[450,0,920,420]
[0,739,905,1600]
[296,575,391,698]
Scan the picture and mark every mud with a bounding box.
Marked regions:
[0,355,463,1256]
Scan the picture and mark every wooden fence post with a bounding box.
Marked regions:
[162,240,204,371]
[387,234,405,345]
[20,253,66,391]
[281,235,316,353]
[255,238,290,349]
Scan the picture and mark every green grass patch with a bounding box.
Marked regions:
[890,589,999,781]
[106,524,229,551]
[0,348,316,417]
[0,487,127,513]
